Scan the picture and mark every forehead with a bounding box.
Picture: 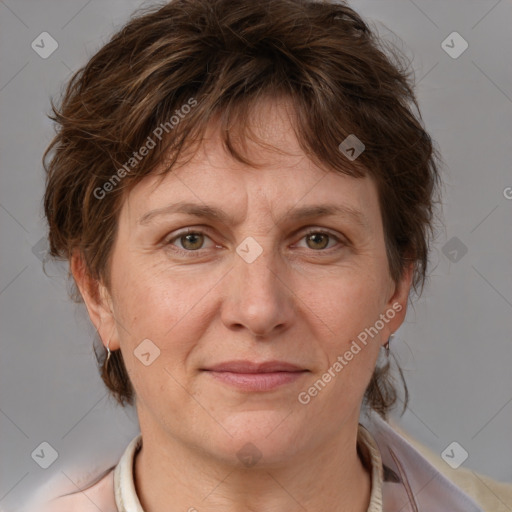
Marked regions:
[121,97,380,231]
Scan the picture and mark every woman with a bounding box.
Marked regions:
[34,0,509,510]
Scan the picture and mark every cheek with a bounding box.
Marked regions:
[112,258,181,332]
[111,257,220,367]
[305,269,387,342]
[298,270,386,399]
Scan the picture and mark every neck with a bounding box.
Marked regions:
[132,418,372,512]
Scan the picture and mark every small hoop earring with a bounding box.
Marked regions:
[384,333,395,356]
[105,336,112,366]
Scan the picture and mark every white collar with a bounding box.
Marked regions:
[114,434,143,512]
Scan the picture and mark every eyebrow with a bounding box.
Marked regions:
[138,201,369,229]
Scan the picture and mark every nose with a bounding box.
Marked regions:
[220,243,294,339]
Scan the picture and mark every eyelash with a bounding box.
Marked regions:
[164,227,346,257]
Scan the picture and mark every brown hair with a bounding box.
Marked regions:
[43,0,443,418]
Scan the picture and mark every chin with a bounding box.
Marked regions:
[208,411,304,467]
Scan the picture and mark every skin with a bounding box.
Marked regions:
[73,97,413,512]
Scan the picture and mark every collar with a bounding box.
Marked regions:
[114,434,143,512]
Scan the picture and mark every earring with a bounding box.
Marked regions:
[105,335,112,366]
[384,333,395,356]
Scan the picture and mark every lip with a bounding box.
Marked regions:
[202,360,308,392]
[203,360,305,373]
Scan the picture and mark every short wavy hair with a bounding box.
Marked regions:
[43,0,443,418]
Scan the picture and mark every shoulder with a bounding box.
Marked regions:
[390,420,512,512]
[26,467,118,512]
[25,434,142,512]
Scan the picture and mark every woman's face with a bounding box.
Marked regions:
[84,98,412,465]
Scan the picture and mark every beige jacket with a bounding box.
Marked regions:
[388,419,512,512]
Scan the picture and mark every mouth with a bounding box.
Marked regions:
[201,360,309,392]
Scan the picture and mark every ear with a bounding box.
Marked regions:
[70,249,120,351]
[381,261,414,343]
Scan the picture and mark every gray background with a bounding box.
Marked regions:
[1,0,511,510]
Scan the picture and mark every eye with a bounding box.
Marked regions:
[296,229,344,251]
[165,229,215,254]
